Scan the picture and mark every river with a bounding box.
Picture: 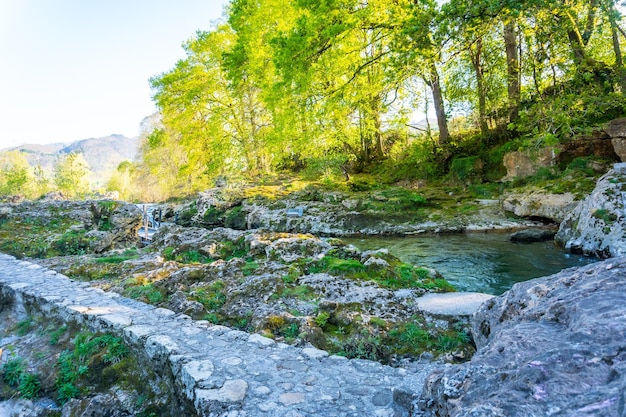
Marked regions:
[344,232,598,295]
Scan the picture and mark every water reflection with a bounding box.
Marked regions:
[344,232,597,295]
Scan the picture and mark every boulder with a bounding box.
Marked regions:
[510,228,556,243]
[605,118,626,162]
[555,167,626,257]
[502,147,558,180]
[501,189,577,223]
[415,257,626,416]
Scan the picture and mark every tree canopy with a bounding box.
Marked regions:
[143,0,626,198]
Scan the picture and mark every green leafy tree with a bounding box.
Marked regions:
[54,153,91,198]
[0,151,35,198]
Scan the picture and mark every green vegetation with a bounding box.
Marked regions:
[124,283,165,304]
[0,317,165,410]
[0,1,622,204]
[593,208,618,224]
[2,358,25,387]
[94,0,623,202]
[306,255,456,292]
[189,281,227,311]
[55,332,128,404]
[95,249,139,264]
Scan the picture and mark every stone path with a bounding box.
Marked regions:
[0,254,440,417]
[415,292,494,316]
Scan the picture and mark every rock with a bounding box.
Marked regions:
[510,228,556,243]
[168,290,205,317]
[612,138,626,162]
[84,230,114,253]
[0,398,58,417]
[605,118,626,162]
[556,168,626,257]
[502,147,558,180]
[606,117,626,138]
[416,258,626,416]
[62,392,133,417]
[557,132,618,168]
[264,234,331,263]
[108,202,143,246]
[415,292,494,316]
[501,189,578,223]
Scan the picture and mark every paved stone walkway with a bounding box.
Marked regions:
[0,254,440,416]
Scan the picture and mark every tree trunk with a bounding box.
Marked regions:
[426,63,449,145]
[504,20,521,122]
[469,38,488,136]
[606,0,626,91]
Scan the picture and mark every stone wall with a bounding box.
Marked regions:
[0,254,438,417]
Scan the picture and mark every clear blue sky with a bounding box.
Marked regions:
[0,0,230,149]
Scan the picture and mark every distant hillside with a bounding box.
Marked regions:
[7,134,139,187]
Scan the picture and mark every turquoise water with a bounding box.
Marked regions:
[344,232,598,295]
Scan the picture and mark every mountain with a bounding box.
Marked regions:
[7,134,140,187]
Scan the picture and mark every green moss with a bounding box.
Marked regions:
[15,317,33,336]
[162,247,211,264]
[242,260,260,276]
[314,311,331,328]
[52,230,93,256]
[271,285,316,301]
[203,206,224,224]
[219,236,249,260]
[124,284,164,304]
[95,250,139,264]
[189,281,226,311]
[593,208,618,224]
[308,256,366,276]
[224,205,247,229]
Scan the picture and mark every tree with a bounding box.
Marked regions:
[0,151,34,197]
[54,152,91,198]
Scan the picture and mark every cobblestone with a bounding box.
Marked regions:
[0,254,439,416]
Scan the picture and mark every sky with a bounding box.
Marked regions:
[0,0,231,149]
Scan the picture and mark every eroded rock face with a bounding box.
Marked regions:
[606,118,626,162]
[502,147,559,180]
[415,258,626,417]
[501,189,577,223]
[555,167,626,257]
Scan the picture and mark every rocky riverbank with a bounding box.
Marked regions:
[414,257,626,417]
[556,164,626,257]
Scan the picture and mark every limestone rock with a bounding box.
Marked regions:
[557,132,617,167]
[85,230,113,253]
[556,168,626,257]
[169,290,205,318]
[606,117,626,138]
[416,258,626,416]
[502,147,558,180]
[605,118,626,162]
[501,189,577,223]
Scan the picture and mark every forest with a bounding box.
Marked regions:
[3,0,626,201]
